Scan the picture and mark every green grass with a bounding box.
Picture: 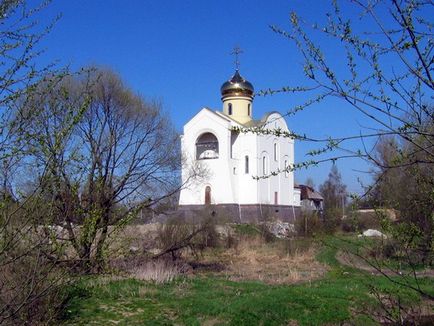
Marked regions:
[60,236,434,325]
[323,234,432,271]
[232,223,262,237]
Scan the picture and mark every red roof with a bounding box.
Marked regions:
[299,185,323,201]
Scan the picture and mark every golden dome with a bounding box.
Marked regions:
[220,70,254,98]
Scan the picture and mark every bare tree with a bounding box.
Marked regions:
[304,177,316,189]
[24,68,183,270]
[319,164,347,230]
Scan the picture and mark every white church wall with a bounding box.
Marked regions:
[256,112,295,206]
[293,188,301,206]
[229,130,257,204]
[258,150,271,203]
[179,108,237,205]
[179,109,299,208]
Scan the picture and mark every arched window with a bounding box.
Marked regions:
[247,103,251,116]
[196,132,219,160]
[205,186,211,205]
[262,156,267,175]
[228,103,233,115]
[274,143,278,161]
[245,155,249,174]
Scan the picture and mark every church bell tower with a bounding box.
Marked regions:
[220,47,254,124]
[221,70,254,124]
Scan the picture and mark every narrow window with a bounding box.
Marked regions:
[230,132,238,159]
[274,192,278,205]
[247,103,251,116]
[228,103,232,115]
[233,167,237,175]
[205,186,211,205]
[262,156,266,175]
[274,143,278,161]
[284,159,288,177]
[245,155,249,174]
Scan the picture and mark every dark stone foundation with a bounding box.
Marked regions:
[176,204,301,224]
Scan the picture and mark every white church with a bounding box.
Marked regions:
[178,68,301,222]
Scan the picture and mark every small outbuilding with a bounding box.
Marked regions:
[299,184,324,213]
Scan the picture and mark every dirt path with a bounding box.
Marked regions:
[336,250,434,277]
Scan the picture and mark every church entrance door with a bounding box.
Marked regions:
[205,186,211,205]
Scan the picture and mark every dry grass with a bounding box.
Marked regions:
[102,257,189,285]
[196,236,328,284]
[105,224,161,258]
[106,224,327,285]
[130,259,188,284]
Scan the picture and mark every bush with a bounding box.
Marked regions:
[232,223,276,243]
[0,236,67,325]
[233,224,261,237]
[0,198,70,325]
[155,218,221,260]
[323,208,342,234]
[156,221,193,258]
[341,210,383,233]
[341,218,357,233]
[381,240,399,259]
[257,224,277,243]
[295,212,322,237]
[224,230,239,249]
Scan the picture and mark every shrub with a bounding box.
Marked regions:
[224,231,239,249]
[156,221,192,258]
[341,217,357,233]
[196,218,220,248]
[0,198,70,325]
[233,224,261,237]
[257,224,276,243]
[155,218,221,260]
[341,210,383,233]
[0,237,67,325]
[295,212,322,237]
[322,208,342,234]
[381,240,399,259]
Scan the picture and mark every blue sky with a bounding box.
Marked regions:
[35,0,382,194]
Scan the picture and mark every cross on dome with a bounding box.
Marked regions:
[230,46,243,70]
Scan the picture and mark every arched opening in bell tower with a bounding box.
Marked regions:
[196,132,219,160]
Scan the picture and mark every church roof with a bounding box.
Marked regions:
[218,110,285,128]
[203,108,232,122]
